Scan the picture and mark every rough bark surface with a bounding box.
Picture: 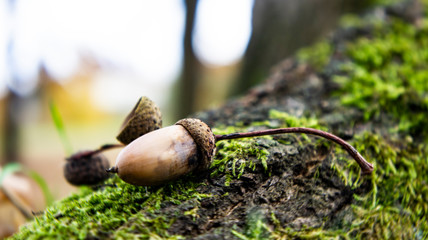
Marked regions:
[184,61,366,239]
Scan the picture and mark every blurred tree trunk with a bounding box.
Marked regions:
[175,0,202,119]
[2,92,20,164]
[2,0,20,165]
[230,0,377,97]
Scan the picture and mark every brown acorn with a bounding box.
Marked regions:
[116,96,162,145]
[107,118,215,186]
[64,150,111,186]
[0,167,46,238]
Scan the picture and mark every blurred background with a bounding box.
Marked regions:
[0,0,377,200]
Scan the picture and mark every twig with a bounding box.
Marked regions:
[215,127,373,174]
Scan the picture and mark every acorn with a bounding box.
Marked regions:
[0,167,46,238]
[116,96,162,145]
[107,118,215,186]
[62,95,160,186]
[64,150,111,186]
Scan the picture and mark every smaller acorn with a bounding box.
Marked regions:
[116,96,162,145]
[107,118,214,186]
[64,150,111,186]
[0,167,46,238]
[62,96,161,186]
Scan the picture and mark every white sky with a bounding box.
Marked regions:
[0,0,253,111]
[194,0,253,66]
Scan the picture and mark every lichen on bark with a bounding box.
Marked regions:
[10,1,428,239]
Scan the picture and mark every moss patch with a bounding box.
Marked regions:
[11,178,210,239]
[297,41,333,71]
[333,10,428,138]
[348,133,428,239]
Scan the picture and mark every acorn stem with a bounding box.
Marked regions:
[106,166,118,173]
[67,144,123,161]
[215,127,373,174]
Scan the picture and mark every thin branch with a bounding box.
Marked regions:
[215,127,373,174]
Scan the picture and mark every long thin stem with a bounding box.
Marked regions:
[215,127,373,174]
[66,144,123,161]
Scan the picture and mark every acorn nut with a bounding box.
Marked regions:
[108,118,215,186]
[64,151,111,186]
[116,96,162,145]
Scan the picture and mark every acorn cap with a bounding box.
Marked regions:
[117,96,162,145]
[175,118,216,170]
[64,151,110,186]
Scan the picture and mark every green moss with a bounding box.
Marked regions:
[268,109,329,147]
[297,41,333,70]
[333,17,428,138]
[297,2,428,139]
[231,208,270,240]
[342,133,428,239]
[268,109,325,130]
[10,177,210,239]
[211,125,270,186]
